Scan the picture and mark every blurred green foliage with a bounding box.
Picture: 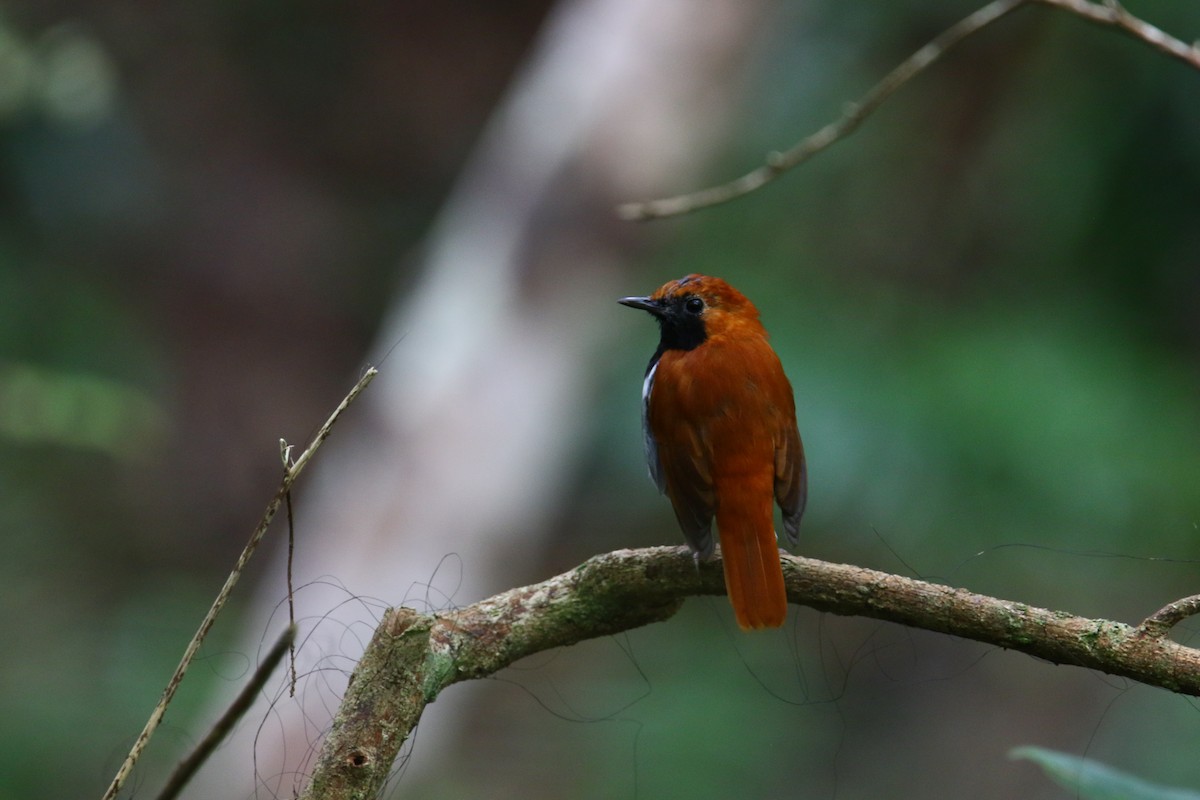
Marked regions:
[1013,745,1200,799]
[1,1,1199,798]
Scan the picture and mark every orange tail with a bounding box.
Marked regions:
[716,487,787,630]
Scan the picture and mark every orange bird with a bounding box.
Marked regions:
[620,274,806,630]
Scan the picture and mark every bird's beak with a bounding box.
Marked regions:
[618,295,663,316]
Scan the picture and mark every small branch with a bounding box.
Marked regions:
[1138,594,1200,639]
[155,625,297,800]
[616,0,1200,220]
[1036,0,1200,70]
[617,0,1024,220]
[282,440,299,696]
[101,368,377,800]
[299,546,1200,799]
[288,368,376,477]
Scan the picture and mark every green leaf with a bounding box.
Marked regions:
[1011,746,1200,800]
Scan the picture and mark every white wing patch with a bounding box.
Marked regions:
[642,361,666,493]
[642,361,657,406]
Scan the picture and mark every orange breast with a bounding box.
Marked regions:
[648,328,796,629]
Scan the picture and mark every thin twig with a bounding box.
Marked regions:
[1138,594,1200,639]
[155,625,297,800]
[282,440,298,697]
[1035,0,1200,70]
[617,0,1200,220]
[101,367,377,800]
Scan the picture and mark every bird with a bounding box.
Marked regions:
[619,274,806,630]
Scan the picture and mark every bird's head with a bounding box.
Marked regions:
[619,274,761,351]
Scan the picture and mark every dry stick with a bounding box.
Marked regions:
[155,624,298,800]
[282,441,299,696]
[616,0,1200,221]
[1037,0,1200,69]
[299,546,1200,799]
[1139,594,1200,639]
[616,0,1023,220]
[101,367,378,800]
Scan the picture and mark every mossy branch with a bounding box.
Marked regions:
[299,546,1200,800]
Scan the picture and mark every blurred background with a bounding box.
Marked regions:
[1,0,1198,798]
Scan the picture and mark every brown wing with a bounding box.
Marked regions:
[759,343,805,546]
[775,419,806,546]
[658,426,716,560]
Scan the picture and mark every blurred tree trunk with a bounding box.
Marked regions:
[197,0,770,796]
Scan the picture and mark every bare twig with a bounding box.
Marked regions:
[1138,593,1200,639]
[617,0,1200,220]
[101,368,377,800]
[617,0,1024,220]
[155,625,297,800]
[1036,0,1200,70]
[299,546,1200,799]
[282,440,298,697]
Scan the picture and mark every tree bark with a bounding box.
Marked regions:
[299,546,1200,799]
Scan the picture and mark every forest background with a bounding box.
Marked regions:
[2,1,1199,798]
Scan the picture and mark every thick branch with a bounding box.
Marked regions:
[300,546,1200,799]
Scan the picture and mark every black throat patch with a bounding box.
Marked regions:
[655,294,707,353]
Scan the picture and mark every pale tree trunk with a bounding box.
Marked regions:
[195,0,773,796]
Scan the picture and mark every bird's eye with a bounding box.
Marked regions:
[684,297,704,314]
